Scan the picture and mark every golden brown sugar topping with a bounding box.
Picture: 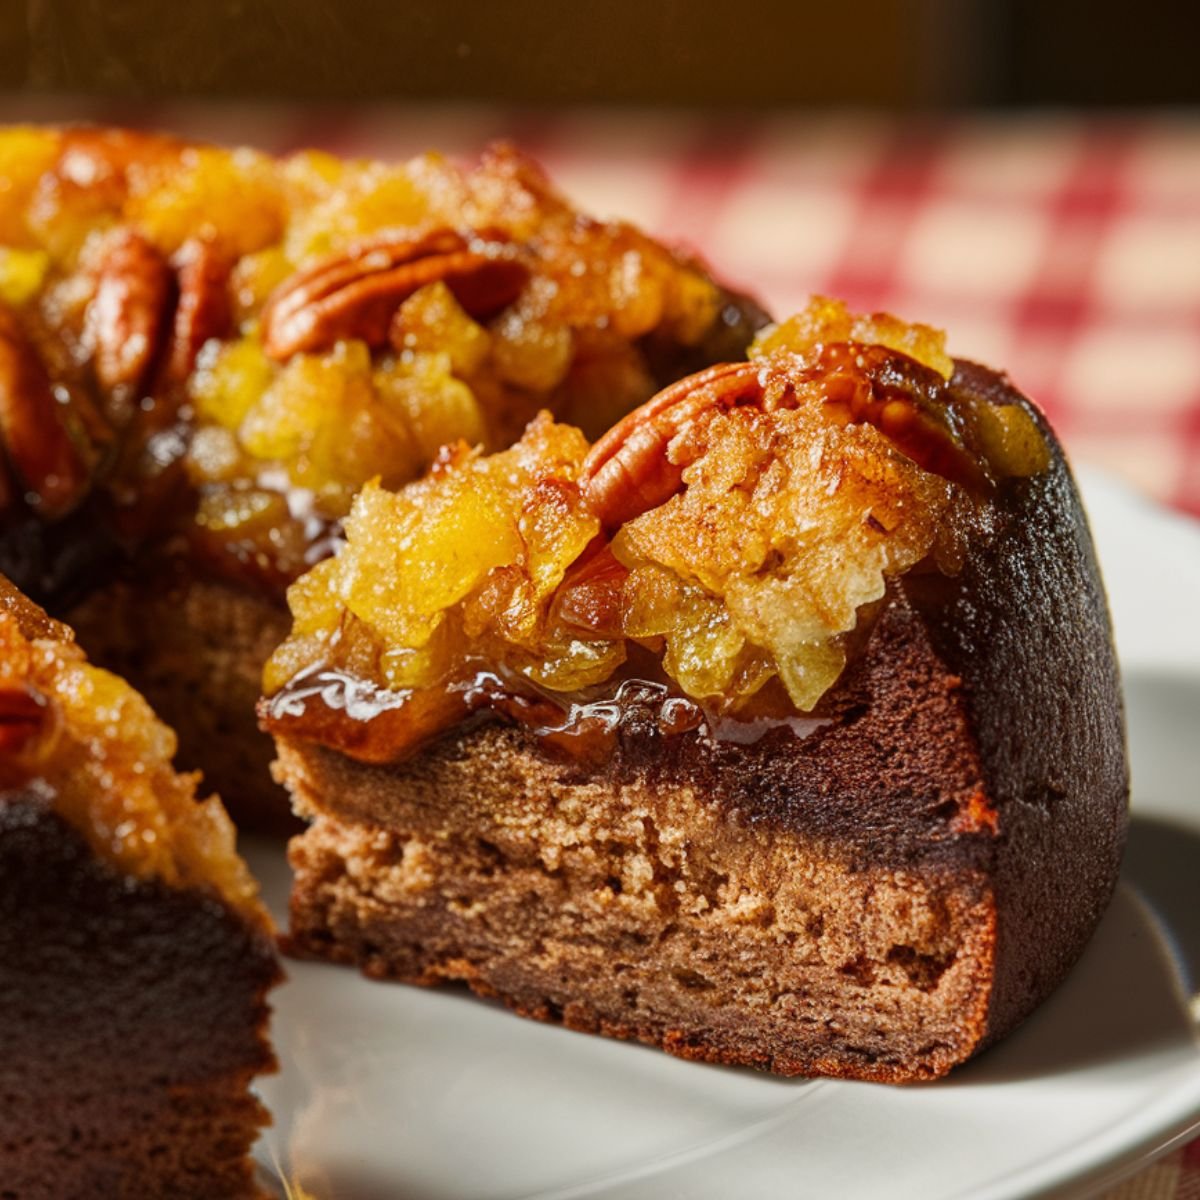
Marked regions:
[262,299,1049,762]
[0,574,267,919]
[0,126,764,600]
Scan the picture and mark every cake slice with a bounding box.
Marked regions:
[0,124,765,829]
[263,299,1128,1082]
[0,574,280,1198]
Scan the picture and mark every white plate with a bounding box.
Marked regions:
[248,467,1200,1200]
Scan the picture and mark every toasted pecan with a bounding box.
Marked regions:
[0,682,49,759]
[84,228,173,404]
[579,361,763,530]
[260,228,528,360]
[164,237,233,384]
[579,347,991,531]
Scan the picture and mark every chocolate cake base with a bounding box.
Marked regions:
[69,575,295,834]
[0,796,280,1199]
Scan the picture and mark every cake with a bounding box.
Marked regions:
[0,124,765,827]
[0,574,279,1197]
[263,299,1128,1082]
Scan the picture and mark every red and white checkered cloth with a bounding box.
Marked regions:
[8,99,1200,1196]
[1108,1140,1200,1200]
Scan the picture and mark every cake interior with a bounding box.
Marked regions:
[0,575,279,1198]
[67,574,295,833]
[284,730,995,1082]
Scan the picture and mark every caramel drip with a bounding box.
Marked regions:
[262,664,831,766]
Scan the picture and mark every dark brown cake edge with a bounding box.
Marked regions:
[910,361,1129,1051]
[0,794,282,1200]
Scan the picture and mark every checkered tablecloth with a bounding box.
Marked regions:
[1108,1140,1200,1200]
[7,99,1199,1196]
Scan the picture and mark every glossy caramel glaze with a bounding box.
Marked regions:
[263,659,832,766]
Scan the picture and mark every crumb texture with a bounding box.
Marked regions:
[285,731,996,1082]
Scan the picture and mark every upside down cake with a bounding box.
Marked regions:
[0,574,279,1199]
[0,124,765,827]
[264,299,1128,1082]
[0,121,1127,1092]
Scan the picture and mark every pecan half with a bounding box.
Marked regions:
[0,680,61,789]
[0,303,89,518]
[84,228,172,406]
[260,228,529,360]
[579,361,763,530]
[164,237,232,384]
[579,347,988,531]
[813,343,990,494]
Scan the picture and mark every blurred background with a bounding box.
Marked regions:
[3,0,1200,516]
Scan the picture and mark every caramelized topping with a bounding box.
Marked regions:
[263,299,1050,762]
[0,573,267,918]
[0,127,761,599]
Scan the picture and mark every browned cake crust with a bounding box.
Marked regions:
[0,794,280,1199]
[278,361,1128,1081]
[67,574,295,834]
[904,362,1128,1048]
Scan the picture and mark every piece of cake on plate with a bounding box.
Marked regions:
[262,298,1128,1082]
[0,574,279,1198]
